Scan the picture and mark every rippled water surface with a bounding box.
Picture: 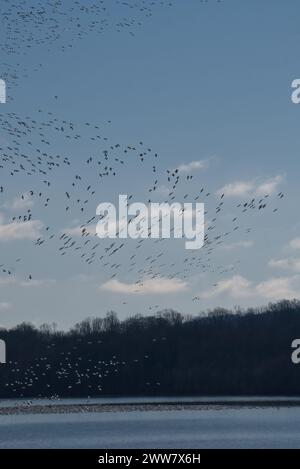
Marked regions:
[0,404,300,448]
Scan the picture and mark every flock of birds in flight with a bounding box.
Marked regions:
[0,0,274,306]
[1,0,174,94]
[0,0,287,399]
[0,106,285,298]
[3,332,171,400]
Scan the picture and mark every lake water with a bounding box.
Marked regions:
[0,405,300,448]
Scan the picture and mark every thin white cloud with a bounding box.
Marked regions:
[255,277,299,300]
[74,273,97,282]
[19,278,56,288]
[255,175,284,196]
[269,258,300,273]
[199,274,299,301]
[217,180,255,198]
[100,277,188,295]
[200,275,252,299]
[289,238,300,250]
[217,175,284,198]
[5,194,34,211]
[0,276,55,288]
[221,240,254,251]
[0,219,43,241]
[0,277,16,286]
[63,225,96,237]
[177,159,209,173]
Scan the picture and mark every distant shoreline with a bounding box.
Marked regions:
[2,399,300,416]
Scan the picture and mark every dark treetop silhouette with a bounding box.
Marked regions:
[0,300,299,399]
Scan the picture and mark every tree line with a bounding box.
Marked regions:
[0,300,299,398]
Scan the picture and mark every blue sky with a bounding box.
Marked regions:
[0,0,300,328]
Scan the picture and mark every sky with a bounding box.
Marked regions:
[0,0,300,329]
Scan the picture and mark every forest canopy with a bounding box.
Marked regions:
[0,300,299,398]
